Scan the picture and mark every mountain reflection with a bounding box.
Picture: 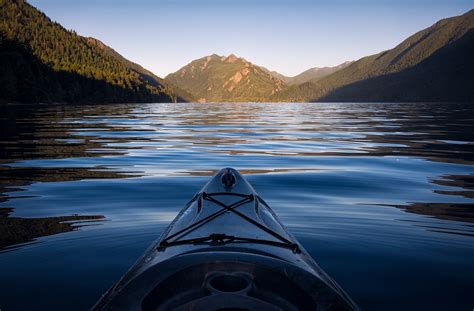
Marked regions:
[0,166,132,203]
[1,102,474,236]
[432,174,474,199]
[395,203,474,231]
[0,208,105,250]
[2,103,474,166]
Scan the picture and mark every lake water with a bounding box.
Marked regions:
[0,102,473,310]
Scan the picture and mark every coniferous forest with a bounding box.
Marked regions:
[0,0,179,104]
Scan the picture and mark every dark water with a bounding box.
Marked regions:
[0,102,473,310]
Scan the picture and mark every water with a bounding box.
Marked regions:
[0,102,473,310]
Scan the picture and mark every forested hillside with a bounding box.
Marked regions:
[261,62,352,86]
[0,0,180,103]
[273,9,474,102]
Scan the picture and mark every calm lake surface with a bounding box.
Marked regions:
[0,102,473,310]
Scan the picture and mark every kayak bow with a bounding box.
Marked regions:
[94,168,359,310]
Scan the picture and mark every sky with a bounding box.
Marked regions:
[29,0,473,78]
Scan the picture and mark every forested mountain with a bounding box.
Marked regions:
[1,0,472,104]
[166,9,473,103]
[273,9,474,102]
[0,0,182,104]
[259,68,291,84]
[165,54,285,102]
[285,62,353,85]
[261,62,352,86]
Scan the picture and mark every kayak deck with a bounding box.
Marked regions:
[94,168,358,310]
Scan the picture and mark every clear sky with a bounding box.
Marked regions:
[29,0,473,78]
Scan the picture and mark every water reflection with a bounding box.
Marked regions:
[432,174,474,198]
[0,102,474,310]
[0,166,130,203]
[1,103,474,225]
[2,103,474,165]
[394,202,474,226]
[0,207,105,250]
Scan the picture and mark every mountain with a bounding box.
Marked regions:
[3,1,471,104]
[259,67,291,83]
[285,62,353,85]
[85,38,194,102]
[273,9,474,102]
[0,0,183,104]
[165,54,285,102]
[260,62,352,86]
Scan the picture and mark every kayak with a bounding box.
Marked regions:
[93,168,359,310]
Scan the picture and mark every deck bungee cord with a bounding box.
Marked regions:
[158,191,300,253]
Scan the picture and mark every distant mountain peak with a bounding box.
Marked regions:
[222,53,239,63]
[263,61,353,85]
[165,53,284,102]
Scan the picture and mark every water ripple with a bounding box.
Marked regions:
[0,102,473,310]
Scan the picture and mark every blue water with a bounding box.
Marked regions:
[0,102,473,310]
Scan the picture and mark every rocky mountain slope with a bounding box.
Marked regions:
[165,54,285,102]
